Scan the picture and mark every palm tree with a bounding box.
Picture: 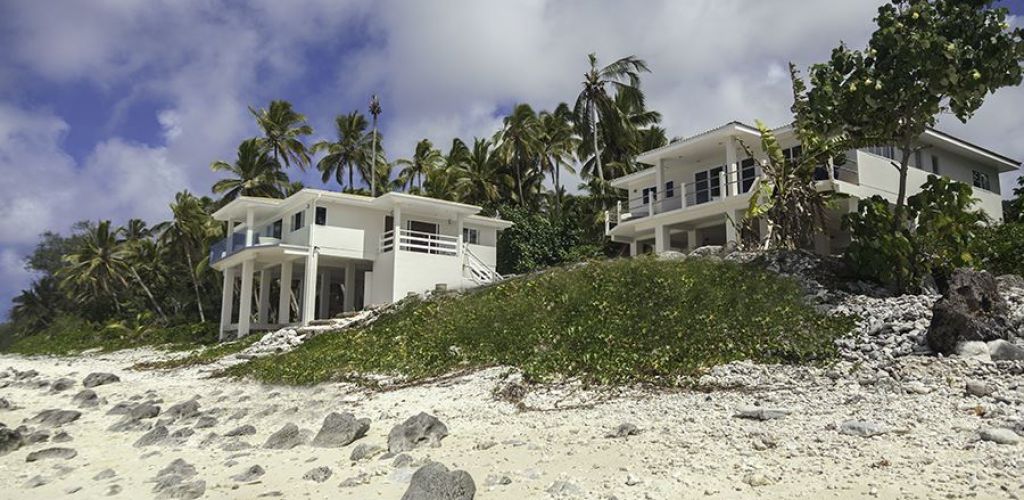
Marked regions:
[249,100,313,170]
[211,139,290,202]
[11,278,62,333]
[369,95,383,196]
[537,104,579,212]
[494,104,542,206]
[396,139,444,193]
[154,191,219,322]
[573,53,650,186]
[452,137,509,208]
[312,111,375,191]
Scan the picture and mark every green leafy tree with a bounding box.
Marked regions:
[313,111,378,191]
[452,137,510,210]
[909,175,986,286]
[494,104,542,207]
[211,139,290,202]
[249,100,314,170]
[537,104,579,212]
[811,0,1024,229]
[396,139,444,193]
[154,191,221,322]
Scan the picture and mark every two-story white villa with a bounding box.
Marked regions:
[606,121,1020,255]
[212,189,512,339]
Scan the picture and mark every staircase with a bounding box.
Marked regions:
[463,245,503,285]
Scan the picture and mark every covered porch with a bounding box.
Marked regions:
[217,246,372,340]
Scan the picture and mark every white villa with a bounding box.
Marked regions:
[606,121,1020,255]
[212,189,512,339]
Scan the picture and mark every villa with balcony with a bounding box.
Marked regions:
[606,121,1019,256]
[211,189,512,339]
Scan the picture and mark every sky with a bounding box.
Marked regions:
[0,0,1023,318]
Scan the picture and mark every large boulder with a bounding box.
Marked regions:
[0,426,23,456]
[401,462,475,500]
[27,409,82,427]
[926,269,1013,355]
[311,412,369,448]
[263,423,305,450]
[82,372,120,388]
[388,412,448,453]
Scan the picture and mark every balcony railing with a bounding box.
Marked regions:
[209,232,282,265]
[379,229,459,257]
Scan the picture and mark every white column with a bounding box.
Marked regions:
[301,250,319,325]
[257,268,271,325]
[687,229,698,250]
[226,220,236,253]
[244,208,255,247]
[725,136,738,196]
[218,266,236,341]
[655,159,666,212]
[278,260,293,324]
[629,240,639,256]
[456,215,465,258]
[344,262,356,312]
[237,258,255,337]
[725,212,739,246]
[318,270,331,319]
[654,225,671,254]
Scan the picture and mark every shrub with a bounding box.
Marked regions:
[496,206,604,275]
[227,257,854,386]
[973,222,1024,277]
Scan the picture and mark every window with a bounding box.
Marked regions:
[694,166,723,204]
[782,145,803,163]
[270,219,282,239]
[292,211,304,231]
[462,227,479,245]
[931,155,940,175]
[973,170,991,191]
[315,206,327,226]
[914,149,923,169]
[740,158,757,193]
[664,181,675,199]
[384,215,394,233]
[863,145,896,160]
[641,186,657,205]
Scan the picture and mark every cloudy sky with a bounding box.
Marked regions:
[1,0,1023,317]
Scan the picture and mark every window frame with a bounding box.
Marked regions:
[694,166,723,204]
[972,170,991,191]
[292,211,304,232]
[462,227,479,245]
[314,206,327,226]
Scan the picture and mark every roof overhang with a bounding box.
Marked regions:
[212,196,285,221]
[466,214,514,230]
[636,121,764,166]
[921,128,1020,173]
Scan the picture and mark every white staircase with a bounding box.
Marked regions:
[463,245,503,285]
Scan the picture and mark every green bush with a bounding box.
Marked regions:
[973,222,1024,277]
[3,315,218,356]
[844,176,984,291]
[227,257,854,386]
[496,206,605,275]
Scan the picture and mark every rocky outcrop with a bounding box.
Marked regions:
[401,462,476,500]
[926,269,1013,354]
[388,412,448,453]
[311,412,369,448]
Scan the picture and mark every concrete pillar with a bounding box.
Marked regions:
[687,229,698,250]
[278,260,293,324]
[218,266,236,341]
[725,136,738,196]
[244,208,255,248]
[725,213,739,246]
[654,225,671,254]
[226,220,236,253]
[629,240,639,256]
[655,159,666,212]
[237,259,254,337]
[257,269,271,325]
[456,214,465,257]
[301,250,319,325]
[318,270,331,319]
[344,262,356,312]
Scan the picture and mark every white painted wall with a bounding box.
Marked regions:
[369,250,395,305]
[466,243,496,268]
[392,250,464,299]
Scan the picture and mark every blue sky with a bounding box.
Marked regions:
[1,0,1023,319]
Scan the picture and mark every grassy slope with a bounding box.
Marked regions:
[227,257,854,386]
[3,318,218,356]
[131,336,260,370]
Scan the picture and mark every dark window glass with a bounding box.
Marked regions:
[641,187,657,205]
[271,220,282,239]
[315,206,326,225]
[292,212,304,231]
[385,215,394,233]
[665,181,675,198]
[931,155,940,174]
[740,158,757,192]
[463,227,479,244]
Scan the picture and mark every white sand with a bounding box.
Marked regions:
[1,349,1021,499]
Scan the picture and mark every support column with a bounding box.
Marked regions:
[257,268,271,325]
[318,270,331,319]
[725,212,739,247]
[301,250,319,325]
[226,220,236,253]
[244,208,255,248]
[654,225,671,254]
[725,136,738,196]
[629,240,639,256]
[344,262,356,312]
[237,258,255,338]
[687,229,698,250]
[278,260,293,324]
[218,266,237,341]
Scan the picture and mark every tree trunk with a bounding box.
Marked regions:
[185,249,206,323]
[591,102,606,211]
[349,163,355,193]
[891,144,913,233]
[554,162,562,213]
[515,153,524,206]
[371,119,378,197]
[129,266,168,322]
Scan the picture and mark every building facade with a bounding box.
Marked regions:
[211,189,511,339]
[606,122,1020,255]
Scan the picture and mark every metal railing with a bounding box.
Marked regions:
[379,229,459,256]
[464,244,502,284]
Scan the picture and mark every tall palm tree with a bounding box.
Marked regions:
[154,191,219,322]
[312,111,375,191]
[211,139,290,202]
[537,104,579,212]
[249,100,313,170]
[494,104,542,207]
[11,277,62,333]
[369,95,382,197]
[396,139,444,193]
[452,137,509,208]
[573,53,650,186]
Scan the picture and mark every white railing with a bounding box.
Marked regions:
[463,244,502,284]
[379,229,459,256]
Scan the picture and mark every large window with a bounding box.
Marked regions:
[292,211,304,231]
[931,155,940,175]
[269,219,282,239]
[315,206,327,226]
[462,227,479,245]
[782,145,803,163]
[973,170,991,191]
[664,181,675,199]
[694,166,724,204]
[641,186,657,205]
[740,158,757,193]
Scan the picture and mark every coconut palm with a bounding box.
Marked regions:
[494,104,542,206]
[249,100,313,170]
[211,139,290,202]
[452,137,509,209]
[312,111,375,191]
[396,139,444,193]
[154,191,219,322]
[574,53,650,186]
[537,104,579,212]
[369,95,383,196]
[11,278,62,333]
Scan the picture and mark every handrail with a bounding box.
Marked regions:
[380,228,459,256]
[463,244,502,284]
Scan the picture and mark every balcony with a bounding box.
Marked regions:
[209,232,283,265]
[379,229,459,257]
